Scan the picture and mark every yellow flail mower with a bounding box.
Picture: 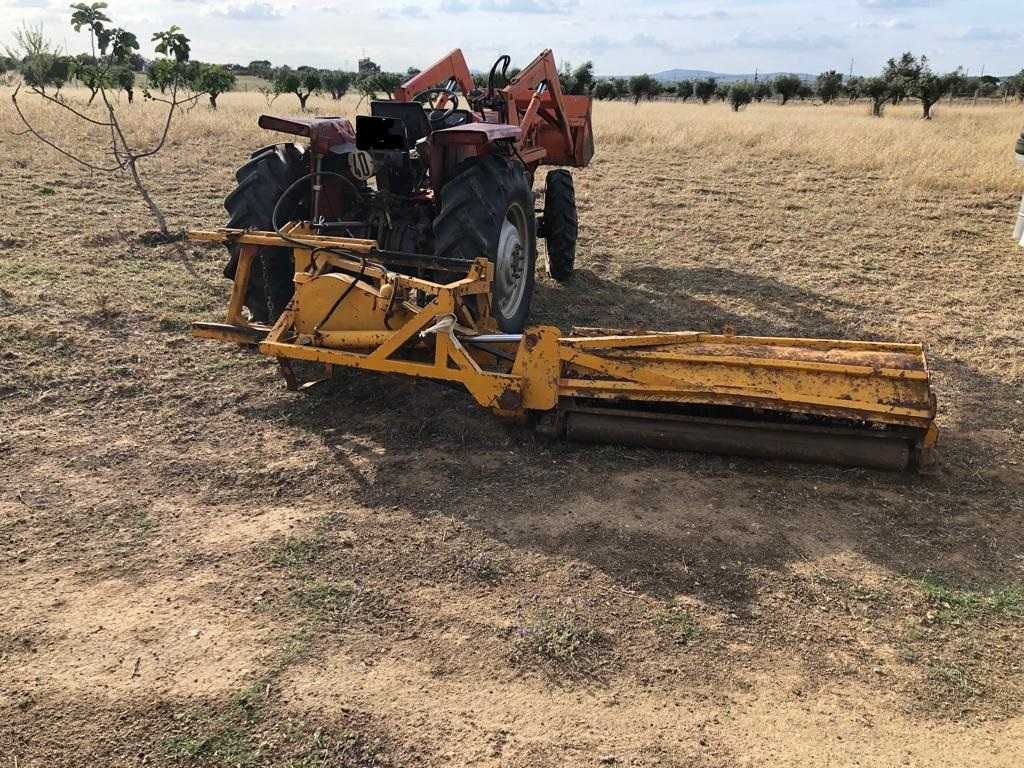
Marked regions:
[190,222,937,471]
[191,52,937,470]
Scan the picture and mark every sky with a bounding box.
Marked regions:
[2,0,1022,77]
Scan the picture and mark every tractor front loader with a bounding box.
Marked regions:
[192,49,938,471]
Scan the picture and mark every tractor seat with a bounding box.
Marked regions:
[370,101,432,149]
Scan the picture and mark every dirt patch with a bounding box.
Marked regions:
[0,567,269,703]
[2,92,1023,766]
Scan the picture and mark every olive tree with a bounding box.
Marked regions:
[274,66,320,110]
[861,77,890,117]
[111,64,134,102]
[356,71,402,101]
[1007,70,1024,101]
[322,70,352,99]
[193,63,235,108]
[694,78,716,104]
[883,52,924,104]
[146,57,178,92]
[772,74,802,105]
[816,70,843,103]
[628,73,655,104]
[562,60,594,95]
[728,81,753,111]
[593,79,616,100]
[909,67,961,119]
[6,24,73,95]
[842,76,863,102]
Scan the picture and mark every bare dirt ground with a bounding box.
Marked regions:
[2,93,1023,766]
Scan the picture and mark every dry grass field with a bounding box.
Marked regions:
[2,89,1024,766]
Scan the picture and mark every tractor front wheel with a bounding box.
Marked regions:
[542,169,578,281]
[432,154,537,333]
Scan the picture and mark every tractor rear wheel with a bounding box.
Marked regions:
[223,143,308,322]
[542,169,578,281]
[432,154,536,333]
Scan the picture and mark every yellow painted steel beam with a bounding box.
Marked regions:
[259,339,517,409]
[558,340,936,428]
[566,328,926,353]
[594,351,930,381]
[556,379,934,425]
[192,322,268,345]
[188,228,378,252]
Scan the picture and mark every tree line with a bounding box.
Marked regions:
[6,31,1023,119]
[577,53,1024,119]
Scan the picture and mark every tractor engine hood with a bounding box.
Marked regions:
[257,114,357,155]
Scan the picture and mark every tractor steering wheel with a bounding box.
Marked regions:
[412,87,459,125]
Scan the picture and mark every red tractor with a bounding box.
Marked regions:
[223,49,594,332]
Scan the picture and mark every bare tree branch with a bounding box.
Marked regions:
[31,87,114,127]
[10,85,126,173]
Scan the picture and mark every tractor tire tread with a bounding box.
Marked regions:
[543,169,578,282]
[222,142,307,322]
[432,154,536,332]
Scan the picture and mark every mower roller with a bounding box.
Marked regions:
[192,49,939,470]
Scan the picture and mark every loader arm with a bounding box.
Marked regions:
[502,49,571,157]
[393,48,475,103]
[502,49,592,168]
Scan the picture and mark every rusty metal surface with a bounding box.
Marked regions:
[558,331,935,430]
[257,115,357,154]
[559,406,919,471]
[193,234,939,469]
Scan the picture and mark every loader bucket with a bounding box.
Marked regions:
[562,94,594,167]
[529,94,593,167]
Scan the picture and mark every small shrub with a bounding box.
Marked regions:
[657,607,700,645]
[510,604,606,675]
[269,536,322,568]
[454,550,507,584]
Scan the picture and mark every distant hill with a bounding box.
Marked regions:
[651,68,813,83]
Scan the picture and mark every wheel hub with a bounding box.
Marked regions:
[496,210,528,318]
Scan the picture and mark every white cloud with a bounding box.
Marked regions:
[658,9,732,22]
[945,26,1021,43]
[478,0,578,14]
[724,32,847,52]
[378,4,429,19]
[857,0,941,8]
[211,2,287,20]
[587,30,845,57]
[851,17,914,30]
